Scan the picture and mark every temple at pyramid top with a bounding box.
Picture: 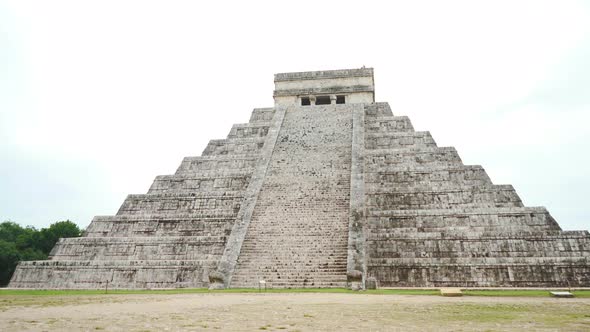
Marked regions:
[8,67,589,290]
[274,68,375,106]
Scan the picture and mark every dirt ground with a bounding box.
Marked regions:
[1,292,589,331]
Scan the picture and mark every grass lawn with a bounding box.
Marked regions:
[1,291,589,331]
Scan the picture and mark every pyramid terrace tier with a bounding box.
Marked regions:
[148,171,252,194]
[365,132,437,150]
[85,214,235,237]
[174,155,260,175]
[369,228,579,239]
[367,207,562,233]
[365,165,494,190]
[365,115,415,133]
[369,260,590,287]
[48,236,228,261]
[248,107,276,123]
[366,185,523,210]
[9,260,217,289]
[364,102,394,117]
[370,254,590,265]
[116,192,244,216]
[365,147,464,169]
[367,231,590,258]
[227,123,271,139]
[202,137,266,156]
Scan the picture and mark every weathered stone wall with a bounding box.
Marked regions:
[273,68,375,106]
[201,138,265,156]
[11,260,213,289]
[363,102,590,287]
[84,215,233,238]
[9,108,276,289]
[148,173,251,195]
[249,108,276,123]
[175,156,258,175]
[365,147,463,169]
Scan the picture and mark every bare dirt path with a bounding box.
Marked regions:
[1,293,589,331]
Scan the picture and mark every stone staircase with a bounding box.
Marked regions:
[230,106,353,288]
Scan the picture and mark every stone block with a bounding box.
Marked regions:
[440,288,463,296]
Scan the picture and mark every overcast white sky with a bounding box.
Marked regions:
[1,1,589,231]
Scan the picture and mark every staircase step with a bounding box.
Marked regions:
[230,107,353,288]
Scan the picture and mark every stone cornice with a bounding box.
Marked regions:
[274,68,373,82]
[273,85,374,97]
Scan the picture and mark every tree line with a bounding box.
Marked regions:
[0,220,82,286]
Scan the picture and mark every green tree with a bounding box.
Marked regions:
[0,240,21,287]
[0,220,82,286]
[0,221,28,243]
[38,220,82,253]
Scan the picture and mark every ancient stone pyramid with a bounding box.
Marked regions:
[10,68,589,289]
